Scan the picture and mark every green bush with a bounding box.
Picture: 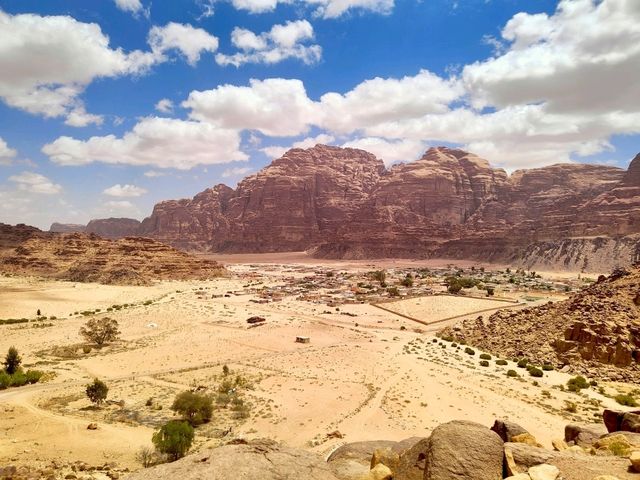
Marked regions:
[507,370,518,377]
[528,367,543,378]
[86,378,109,406]
[4,347,22,375]
[464,347,476,356]
[542,364,554,371]
[152,421,194,461]
[517,359,528,368]
[496,359,508,366]
[479,353,491,360]
[479,360,489,367]
[614,394,638,407]
[567,376,589,392]
[10,371,27,387]
[171,391,213,426]
[0,371,11,389]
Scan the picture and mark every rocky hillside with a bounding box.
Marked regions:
[0,224,224,285]
[441,265,640,382]
[61,146,640,270]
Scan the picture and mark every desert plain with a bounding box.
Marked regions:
[0,255,631,472]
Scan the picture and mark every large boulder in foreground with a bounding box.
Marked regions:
[124,439,339,480]
[603,409,640,433]
[423,420,503,480]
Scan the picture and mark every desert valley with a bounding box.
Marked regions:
[2,0,640,478]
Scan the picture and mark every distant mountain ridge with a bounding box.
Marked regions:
[53,146,640,271]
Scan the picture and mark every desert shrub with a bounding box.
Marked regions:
[567,375,589,392]
[517,359,528,368]
[0,372,11,389]
[152,421,194,462]
[614,394,638,407]
[464,347,475,356]
[387,287,400,297]
[218,378,234,394]
[479,360,489,367]
[25,369,43,384]
[564,401,578,413]
[9,371,27,387]
[171,391,213,426]
[441,335,454,342]
[485,286,495,296]
[371,270,386,285]
[222,364,230,376]
[506,370,518,377]
[146,397,154,407]
[231,397,250,419]
[447,282,462,294]
[451,342,457,347]
[479,353,491,360]
[542,364,554,371]
[86,378,109,406]
[4,347,22,375]
[432,338,438,343]
[216,393,231,406]
[80,317,121,346]
[143,300,152,306]
[136,446,163,468]
[400,275,414,287]
[528,367,543,378]
[608,440,631,457]
[496,359,508,366]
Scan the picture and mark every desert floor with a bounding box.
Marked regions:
[0,258,626,472]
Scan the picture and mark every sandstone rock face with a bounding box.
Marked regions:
[564,424,607,447]
[491,419,529,442]
[0,225,224,285]
[603,410,640,433]
[85,218,141,239]
[129,145,640,271]
[443,265,640,381]
[124,439,339,480]
[49,223,86,233]
[423,420,503,480]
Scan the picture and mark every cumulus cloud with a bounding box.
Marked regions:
[9,172,62,194]
[103,184,148,197]
[216,20,321,67]
[155,98,174,113]
[42,117,248,170]
[114,0,149,17]
[261,133,335,158]
[0,137,17,166]
[149,22,219,65]
[222,166,253,178]
[184,78,320,136]
[341,137,426,166]
[0,10,156,125]
[229,0,394,18]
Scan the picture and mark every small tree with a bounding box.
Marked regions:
[400,274,414,288]
[171,391,213,426]
[152,421,194,461]
[4,347,22,375]
[86,378,109,406]
[80,317,121,346]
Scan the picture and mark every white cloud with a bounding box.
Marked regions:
[0,10,156,125]
[144,170,166,177]
[42,116,248,170]
[103,184,148,197]
[155,98,174,113]
[149,22,219,65]
[0,137,17,166]
[222,166,253,178]
[115,0,149,17]
[9,172,62,195]
[64,107,104,127]
[184,78,320,136]
[216,20,321,67]
[229,0,393,18]
[341,137,426,166]
[95,200,141,218]
[261,133,335,158]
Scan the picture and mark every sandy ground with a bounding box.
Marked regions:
[0,262,627,473]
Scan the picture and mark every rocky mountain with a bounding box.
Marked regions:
[85,217,141,239]
[49,223,86,234]
[66,145,640,270]
[0,224,224,285]
[441,265,640,381]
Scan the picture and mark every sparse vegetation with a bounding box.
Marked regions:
[506,370,518,377]
[80,317,121,346]
[171,391,213,426]
[4,346,22,374]
[567,375,589,392]
[614,393,638,407]
[152,420,194,461]
[86,378,109,406]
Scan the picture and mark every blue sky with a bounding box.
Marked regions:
[0,0,638,228]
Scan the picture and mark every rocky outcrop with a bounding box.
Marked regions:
[85,218,141,239]
[0,225,224,285]
[49,223,86,234]
[441,265,640,381]
[60,146,640,270]
[124,439,339,480]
